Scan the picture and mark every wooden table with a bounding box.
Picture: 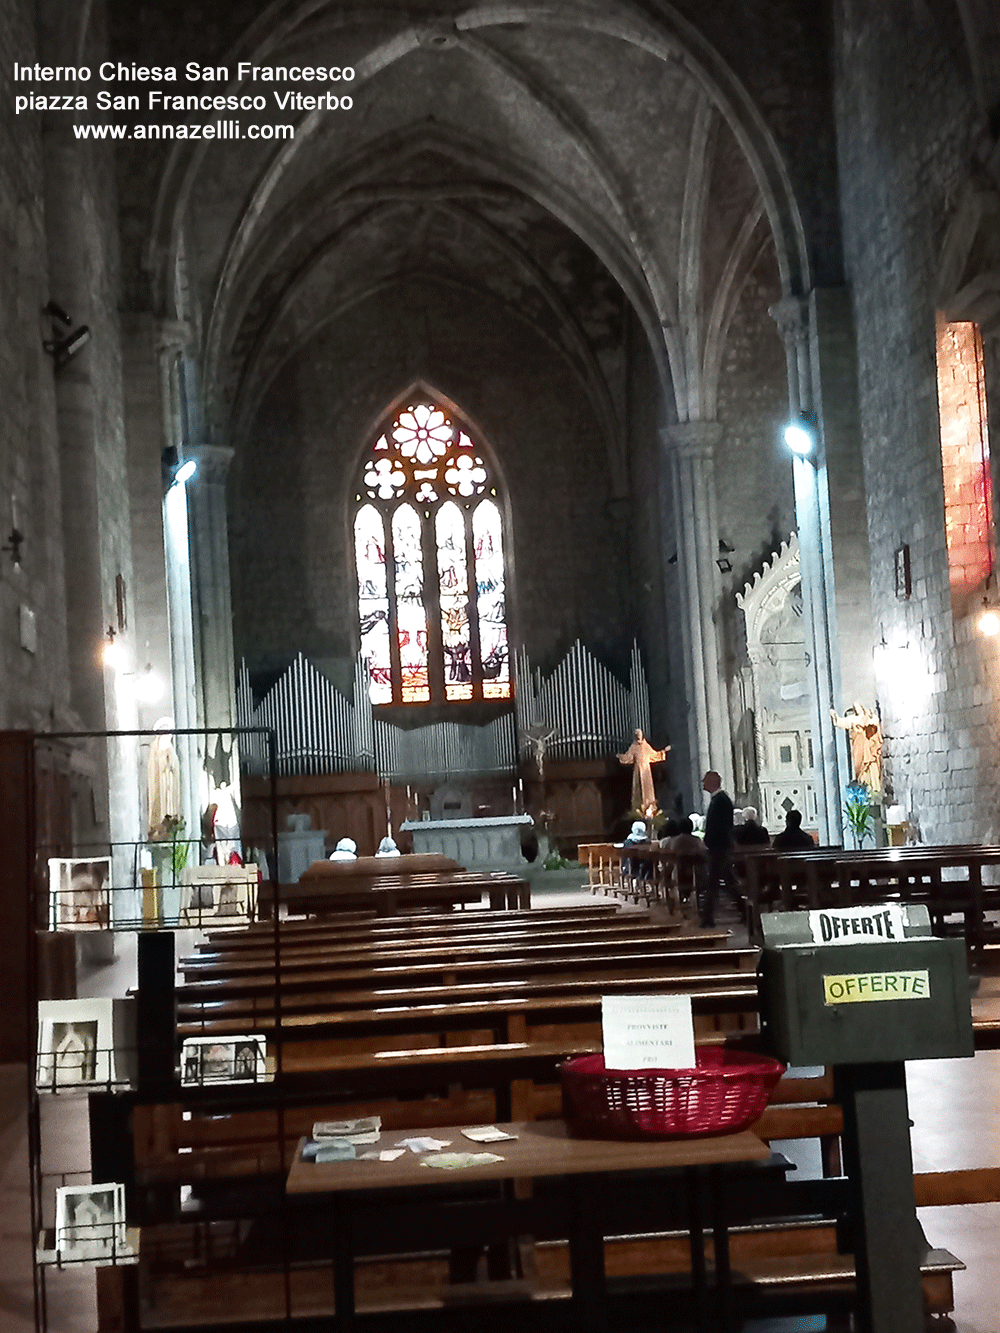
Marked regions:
[287,1118,771,1333]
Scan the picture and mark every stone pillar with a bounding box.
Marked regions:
[661,421,733,803]
[770,294,875,844]
[185,443,238,740]
[158,329,202,858]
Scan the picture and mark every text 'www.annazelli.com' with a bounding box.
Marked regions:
[71,122,296,141]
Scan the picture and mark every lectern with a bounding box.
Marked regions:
[759,904,973,1333]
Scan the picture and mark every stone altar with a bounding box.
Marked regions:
[400,814,533,869]
[278,813,328,883]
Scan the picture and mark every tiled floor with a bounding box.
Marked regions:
[3,889,998,1331]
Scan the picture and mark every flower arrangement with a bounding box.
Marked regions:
[843,781,875,846]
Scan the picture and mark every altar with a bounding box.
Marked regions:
[400,814,533,869]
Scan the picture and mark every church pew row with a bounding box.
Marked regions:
[181,920,713,977]
[134,1236,962,1331]
[260,869,533,918]
[176,944,754,997]
[187,915,703,969]
[199,902,625,952]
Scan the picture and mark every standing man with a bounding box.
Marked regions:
[700,770,738,927]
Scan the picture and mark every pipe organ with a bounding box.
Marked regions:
[236,642,650,780]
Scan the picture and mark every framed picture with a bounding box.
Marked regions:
[37,998,116,1091]
[179,865,258,925]
[48,857,113,931]
[894,543,911,599]
[180,1034,268,1086]
[55,1183,126,1264]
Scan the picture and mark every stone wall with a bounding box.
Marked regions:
[0,0,69,731]
[833,0,1000,842]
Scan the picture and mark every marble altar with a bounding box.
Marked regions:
[400,814,533,869]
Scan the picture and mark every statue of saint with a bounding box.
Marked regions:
[617,728,670,813]
[147,721,181,839]
[830,702,883,793]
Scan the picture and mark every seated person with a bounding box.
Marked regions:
[733,806,771,846]
[772,809,815,850]
[666,815,707,903]
[329,837,358,861]
[669,816,707,858]
[622,819,653,880]
[657,819,681,848]
[375,836,401,857]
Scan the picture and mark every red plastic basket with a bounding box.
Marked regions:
[560,1047,786,1140]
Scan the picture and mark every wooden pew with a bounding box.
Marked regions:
[197,903,628,955]
[179,930,735,983]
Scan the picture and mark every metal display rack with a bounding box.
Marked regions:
[26,726,287,1333]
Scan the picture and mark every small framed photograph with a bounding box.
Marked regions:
[48,857,113,931]
[37,998,116,1092]
[55,1183,126,1264]
[179,865,258,925]
[180,1034,268,1086]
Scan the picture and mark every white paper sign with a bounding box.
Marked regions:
[601,994,696,1070]
[808,904,907,947]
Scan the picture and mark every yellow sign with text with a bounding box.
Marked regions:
[823,969,930,1005]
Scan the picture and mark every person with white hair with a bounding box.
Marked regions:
[375,836,401,857]
[733,806,770,846]
[329,838,358,861]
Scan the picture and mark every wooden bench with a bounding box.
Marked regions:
[267,870,530,917]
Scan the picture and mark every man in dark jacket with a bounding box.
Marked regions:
[700,770,740,927]
[772,809,815,850]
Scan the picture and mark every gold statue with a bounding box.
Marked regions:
[617,728,670,813]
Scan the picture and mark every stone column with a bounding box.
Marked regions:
[661,421,733,802]
[770,296,867,843]
[184,443,238,740]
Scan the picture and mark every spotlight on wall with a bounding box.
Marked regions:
[977,599,1000,637]
[44,325,91,371]
[134,663,165,704]
[102,626,126,670]
[783,412,817,456]
[161,447,197,489]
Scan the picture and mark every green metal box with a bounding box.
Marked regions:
[759,935,974,1066]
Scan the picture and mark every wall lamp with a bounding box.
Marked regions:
[102,626,126,670]
[716,538,734,573]
[42,302,90,371]
[161,447,198,489]
[783,412,818,457]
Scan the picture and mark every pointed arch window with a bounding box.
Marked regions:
[353,401,512,705]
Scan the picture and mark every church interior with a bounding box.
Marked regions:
[3,1,1000,1331]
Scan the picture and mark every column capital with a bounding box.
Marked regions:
[184,444,234,485]
[659,420,724,458]
[768,296,810,346]
[156,318,191,355]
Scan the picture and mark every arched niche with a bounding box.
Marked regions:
[736,535,817,830]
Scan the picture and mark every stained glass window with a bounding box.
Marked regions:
[436,502,473,700]
[354,506,391,705]
[474,500,510,699]
[392,504,430,703]
[353,400,512,705]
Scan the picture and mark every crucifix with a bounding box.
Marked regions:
[617,728,670,814]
